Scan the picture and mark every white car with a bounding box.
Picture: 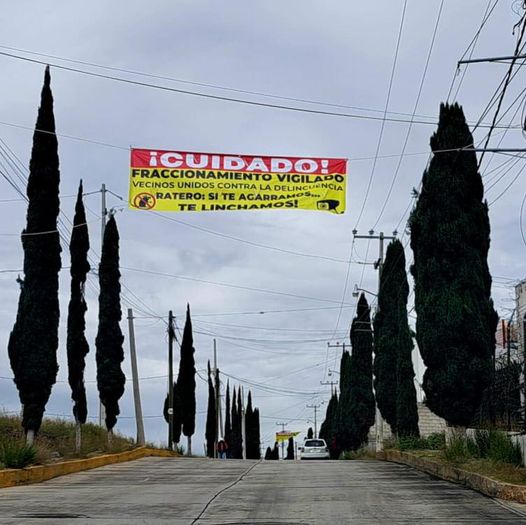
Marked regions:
[300,439,330,460]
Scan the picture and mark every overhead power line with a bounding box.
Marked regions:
[0,49,520,130]
[121,265,351,305]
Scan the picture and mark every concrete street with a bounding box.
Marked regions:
[0,457,525,524]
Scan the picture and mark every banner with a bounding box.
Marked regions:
[275,431,300,443]
[129,148,347,213]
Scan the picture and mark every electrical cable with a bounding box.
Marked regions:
[353,0,408,229]
[121,265,351,305]
[372,0,445,229]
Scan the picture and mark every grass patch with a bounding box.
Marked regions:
[393,432,446,452]
[0,441,36,468]
[0,413,135,468]
[341,448,377,460]
[389,428,526,486]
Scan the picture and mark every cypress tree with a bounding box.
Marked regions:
[253,407,261,460]
[245,391,254,458]
[231,386,240,458]
[409,103,498,427]
[264,446,272,460]
[224,381,232,456]
[307,427,313,439]
[374,239,419,437]
[95,215,125,433]
[348,294,375,450]
[66,180,90,451]
[245,391,261,459]
[8,66,62,443]
[205,361,216,458]
[177,304,196,455]
[335,350,352,452]
[286,437,294,459]
[163,382,182,445]
[319,392,338,457]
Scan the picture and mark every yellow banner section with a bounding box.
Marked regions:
[275,431,300,443]
[129,169,346,214]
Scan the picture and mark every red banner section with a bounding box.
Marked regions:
[131,149,346,176]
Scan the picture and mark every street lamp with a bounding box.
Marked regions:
[352,284,378,298]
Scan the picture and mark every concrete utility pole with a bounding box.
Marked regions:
[326,341,345,394]
[506,309,516,432]
[99,183,108,427]
[127,309,145,445]
[306,404,321,438]
[320,379,339,395]
[276,422,286,459]
[241,386,247,460]
[353,230,396,453]
[214,339,221,458]
[167,311,175,451]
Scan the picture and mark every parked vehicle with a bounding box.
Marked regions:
[299,439,330,460]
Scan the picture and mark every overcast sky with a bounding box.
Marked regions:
[0,1,525,453]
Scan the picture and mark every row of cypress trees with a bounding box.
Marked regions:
[219,382,261,459]
[8,67,126,445]
[320,295,379,455]
[320,102,497,453]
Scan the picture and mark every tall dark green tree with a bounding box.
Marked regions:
[8,67,62,443]
[163,382,182,445]
[67,180,91,451]
[205,361,216,458]
[335,350,352,452]
[245,391,261,459]
[374,239,419,437]
[177,304,196,455]
[319,392,338,458]
[307,427,313,439]
[95,215,125,433]
[253,407,261,460]
[245,391,254,458]
[225,381,232,456]
[409,103,498,427]
[231,386,241,458]
[347,294,375,450]
[286,437,295,459]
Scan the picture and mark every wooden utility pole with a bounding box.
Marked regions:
[168,310,175,450]
[128,308,145,445]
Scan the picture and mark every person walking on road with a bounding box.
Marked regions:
[217,439,228,459]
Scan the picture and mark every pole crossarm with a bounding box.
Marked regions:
[458,54,526,65]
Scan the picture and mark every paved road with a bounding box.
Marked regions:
[0,457,525,524]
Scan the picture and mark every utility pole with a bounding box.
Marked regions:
[127,309,145,446]
[276,422,286,460]
[306,404,321,438]
[507,309,516,432]
[241,386,247,460]
[99,183,108,427]
[320,379,339,395]
[167,311,175,451]
[353,230,396,453]
[214,339,220,458]
[326,341,345,394]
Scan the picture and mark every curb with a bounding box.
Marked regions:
[381,449,526,504]
[0,446,178,489]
